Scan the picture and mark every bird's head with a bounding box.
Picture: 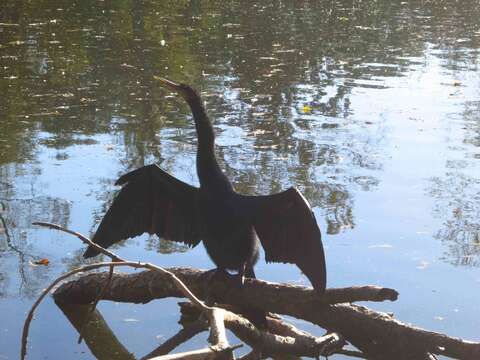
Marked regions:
[154,76,199,104]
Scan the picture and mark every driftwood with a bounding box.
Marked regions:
[53,268,480,359]
[59,303,135,360]
[22,222,343,360]
[24,222,480,360]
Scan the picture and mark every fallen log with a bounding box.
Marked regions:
[53,268,480,359]
[28,221,345,359]
[53,267,398,305]
[52,266,343,359]
[59,303,135,360]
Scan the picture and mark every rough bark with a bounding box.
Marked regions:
[179,302,344,358]
[58,303,135,360]
[53,267,398,305]
[53,268,480,360]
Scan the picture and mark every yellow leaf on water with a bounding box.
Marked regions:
[302,105,312,113]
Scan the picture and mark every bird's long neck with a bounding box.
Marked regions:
[186,97,232,191]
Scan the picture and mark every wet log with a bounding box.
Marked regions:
[58,303,135,360]
[53,267,398,305]
[53,267,480,359]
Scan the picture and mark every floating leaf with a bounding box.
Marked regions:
[33,258,50,266]
[302,105,312,113]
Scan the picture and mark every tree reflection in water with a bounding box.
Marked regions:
[0,1,480,357]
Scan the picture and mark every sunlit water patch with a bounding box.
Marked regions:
[1,1,480,359]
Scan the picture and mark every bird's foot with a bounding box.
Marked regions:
[232,272,245,288]
[202,267,246,285]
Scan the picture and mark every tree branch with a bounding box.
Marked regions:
[141,320,208,360]
[29,222,480,359]
[179,302,344,358]
[24,223,244,360]
[53,269,480,359]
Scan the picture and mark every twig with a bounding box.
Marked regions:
[141,320,208,360]
[53,268,480,359]
[24,223,239,360]
[1,203,31,258]
[77,264,115,344]
[32,221,207,309]
[21,261,148,360]
[20,260,227,360]
[224,311,342,358]
[0,202,12,240]
[147,344,243,360]
[1,203,32,292]
[33,223,121,344]
[32,221,124,262]
[180,302,344,358]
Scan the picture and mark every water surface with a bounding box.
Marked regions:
[1,1,479,358]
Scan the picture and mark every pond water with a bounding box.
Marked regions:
[1,0,479,359]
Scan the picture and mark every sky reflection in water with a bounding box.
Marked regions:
[0,0,479,358]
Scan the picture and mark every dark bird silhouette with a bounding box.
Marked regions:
[84,77,327,293]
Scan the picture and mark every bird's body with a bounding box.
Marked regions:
[84,77,326,293]
[199,189,260,275]
[190,99,258,275]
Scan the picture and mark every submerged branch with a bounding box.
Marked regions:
[140,320,208,360]
[25,222,480,360]
[53,268,480,359]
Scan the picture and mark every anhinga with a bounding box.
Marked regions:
[84,77,327,293]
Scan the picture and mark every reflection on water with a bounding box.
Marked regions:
[1,0,480,358]
[431,173,480,267]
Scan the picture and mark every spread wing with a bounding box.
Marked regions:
[240,188,326,292]
[84,164,201,258]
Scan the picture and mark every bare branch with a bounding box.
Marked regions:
[58,303,135,360]
[22,261,210,360]
[208,308,229,350]
[77,264,115,344]
[29,223,480,359]
[53,269,480,359]
[141,320,208,360]
[24,223,239,360]
[34,222,208,309]
[147,344,242,360]
[180,302,344,358]
[33,221,124,262]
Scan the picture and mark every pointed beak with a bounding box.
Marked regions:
[154,76,196,103]
[154,76,192,101]
[154,76,182,92]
